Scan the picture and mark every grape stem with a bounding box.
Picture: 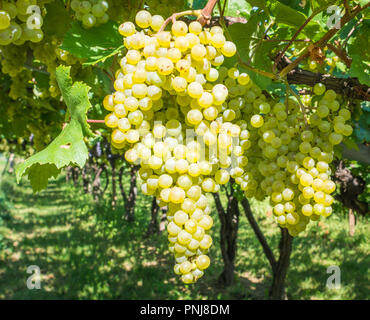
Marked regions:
[198,0,220,25]
[326,42,352,68]
[220,0,228,18]
[287,85,308,127]
[157,10,202,33]
[254,38,312,43]
[87,119,105,123]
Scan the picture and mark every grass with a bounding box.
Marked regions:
[0,155,369,300]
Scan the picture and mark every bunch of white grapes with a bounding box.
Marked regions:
[103,9,237,284]
[70,0,109,28]
[226,79,351,236]
[0,0,46,45]
[102,9,353,283]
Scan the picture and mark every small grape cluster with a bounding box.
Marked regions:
[0,0,45,46]
[70,0,109,29]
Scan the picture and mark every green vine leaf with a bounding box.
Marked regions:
[227,11,277,89]
[61,21,123,66]
[16,66,94,192]
[224,0,252,17]
[43,1,72,37]
[267,1,325,40]
[348,22,370,86]
[212,0,252,17]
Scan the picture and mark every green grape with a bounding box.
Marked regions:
[313,83,326,95]
[0,11,11,30]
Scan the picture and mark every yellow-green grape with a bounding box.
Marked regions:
[135,10,152,29]
[314,83,326,95]
[250,114,264,128]
[196,255,210,270]
[0,11,11,30]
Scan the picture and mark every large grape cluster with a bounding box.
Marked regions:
[0,0,47,46]
[227,79,351,236]
[70,0,109,28]
[103,10,354,283]
[103,10,238,283]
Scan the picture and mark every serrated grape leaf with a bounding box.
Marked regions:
[228,12,278,89]
[268,1,307,27]
[221,0,252,17]
[347,22,370,86]
[43,1,72,37]
[349,56,370,86]
[61,21,123,65]
[16,66,94,192]
[268,1,325,39]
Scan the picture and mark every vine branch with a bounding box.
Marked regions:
[326,42,352,68]
[277,55,370,101]
[273,8,323,73]
[198,0,219,25]
[279,2,370,78]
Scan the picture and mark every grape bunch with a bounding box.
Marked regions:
[103,10,238,283]
[227,80,351,236]
[102,9,354,283]
[70,0,109,28]
[0,0,46,46]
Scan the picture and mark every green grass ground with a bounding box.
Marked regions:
[0,156,369,300]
